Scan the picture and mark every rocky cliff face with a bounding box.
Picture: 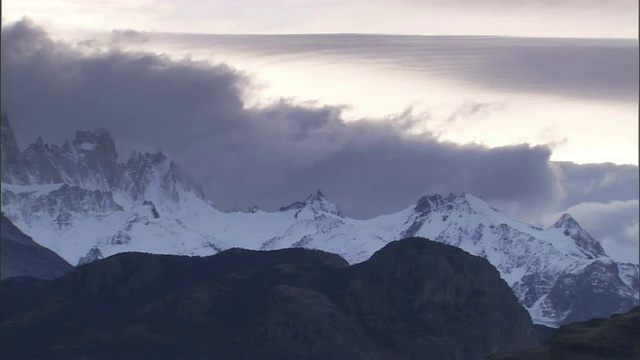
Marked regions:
[0,115,203,208]
[0,113,28,184]
[2,184,123,229]
[124,151,205,204]
[0,238,539,360]
[0,213,72,279]
[18,129,122,190]
[543,261,639,325]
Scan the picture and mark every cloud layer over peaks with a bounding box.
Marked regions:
[1,20,638,263]
[0,20,566,219]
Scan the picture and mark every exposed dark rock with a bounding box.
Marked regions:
[77,247,105,266]
[415,194,445,213]
[399,218,425,239]
[294,190,345,219]
[23,137,65,184]
[125,151,205,202]
[278,201,306,212]
[143,200,160,218]
[414,193,469,214]
[488,306,640,360]
[0,213,72,279]
[0,113,29,184]
[0,237,538,360]
[1,184,124,228]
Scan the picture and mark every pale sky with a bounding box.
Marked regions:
[3,0,639,38]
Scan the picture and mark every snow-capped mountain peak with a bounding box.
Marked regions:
[294,190,344,220]
[551,213,580,229]
[548,213,607,259]
[305,190,334,206]
[124,150,205,206]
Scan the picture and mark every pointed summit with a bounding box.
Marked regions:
[549,213,607,259]
[77,247,104,266]
[292,190,344,219]
[551,213,580,229]
[307,189,328,202]
[125,150,205,204]
[22,136,64,184]
[0,113,29,184]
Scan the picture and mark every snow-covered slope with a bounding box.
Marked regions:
[1,118,637,327]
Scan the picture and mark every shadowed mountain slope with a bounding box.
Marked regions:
[1,213,72,280]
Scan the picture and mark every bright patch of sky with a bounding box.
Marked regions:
[3,0,638,38]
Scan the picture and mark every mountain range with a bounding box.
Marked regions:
[1,113,638,327]
[0,238,539,360]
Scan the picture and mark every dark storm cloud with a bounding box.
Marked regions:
[141,33,639,103]
[2,20,247,157]
[556,162,639,207]
[469,42,639,103]
[0,20,568,218]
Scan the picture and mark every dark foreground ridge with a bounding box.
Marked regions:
[488,306,640,359]
[1,237,538,359]
[0,213,73,280]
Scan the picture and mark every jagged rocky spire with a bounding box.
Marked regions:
[1,113,29,184]
[2,122,206,206]
[551,213,581,229]
[278,190,345,219]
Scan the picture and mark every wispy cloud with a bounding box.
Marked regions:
[106,32,639,104]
